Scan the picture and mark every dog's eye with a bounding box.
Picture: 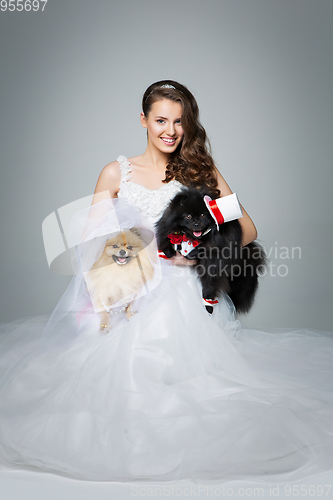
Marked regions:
[112,244,118,248]
[185,215,192,220]
[200,214,206,218]
[127,246,133,250]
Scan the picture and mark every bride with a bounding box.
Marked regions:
[0,80,333,486]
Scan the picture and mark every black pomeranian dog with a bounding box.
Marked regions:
[155,186,267,314]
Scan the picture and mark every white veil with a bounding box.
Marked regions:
[41,196,162,345]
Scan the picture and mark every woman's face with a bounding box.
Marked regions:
[140,99,184,154]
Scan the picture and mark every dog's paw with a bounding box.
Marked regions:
[202,298,218,314]
[99,324,111,334]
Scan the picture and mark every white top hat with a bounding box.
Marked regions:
[203,193,243,229]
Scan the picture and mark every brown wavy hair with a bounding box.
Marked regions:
[142,80,220,197]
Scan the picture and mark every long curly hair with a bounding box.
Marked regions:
[142,80,220,197]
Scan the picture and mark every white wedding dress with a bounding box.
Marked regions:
[0,155,333,485]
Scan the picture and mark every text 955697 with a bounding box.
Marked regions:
[1,0,47,11]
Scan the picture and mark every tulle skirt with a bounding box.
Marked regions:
[0,261,333,485]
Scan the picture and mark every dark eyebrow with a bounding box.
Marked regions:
[155,116,181,120]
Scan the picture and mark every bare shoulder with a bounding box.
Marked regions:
[93,159,121,201]
[102,160,122,182]
[213,165,233,197]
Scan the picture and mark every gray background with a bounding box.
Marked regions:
[0,0,332,332]
[1,1,333,498]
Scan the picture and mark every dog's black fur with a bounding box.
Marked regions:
[155,186,267,314]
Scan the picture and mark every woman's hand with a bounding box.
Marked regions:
[169,254,198,266]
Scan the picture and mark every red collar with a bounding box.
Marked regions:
[167,232,200,247]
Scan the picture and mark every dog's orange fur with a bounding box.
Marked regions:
[84,228,154,332]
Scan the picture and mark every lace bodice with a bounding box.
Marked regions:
[116,155,183,226]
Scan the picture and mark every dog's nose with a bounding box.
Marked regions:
[193,222,200,228]
[119,249,126,256]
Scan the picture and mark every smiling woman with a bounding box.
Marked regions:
[0,80,333,486]
[141,99,184,150]
[139,80,222,195]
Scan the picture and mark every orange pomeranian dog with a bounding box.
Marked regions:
[84,227,155,333]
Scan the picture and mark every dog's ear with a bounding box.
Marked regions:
[130,227,141,238]
[173,191,190,207]
[198,185,217,199]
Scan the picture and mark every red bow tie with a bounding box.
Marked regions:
[167,233,200,247]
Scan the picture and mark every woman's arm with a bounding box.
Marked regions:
[80,162,121,241]
[214,167,258,246]
[91,161,121,204]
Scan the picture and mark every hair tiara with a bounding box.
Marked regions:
[145,84,182,103]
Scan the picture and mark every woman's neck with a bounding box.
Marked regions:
[140,144,171,171]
